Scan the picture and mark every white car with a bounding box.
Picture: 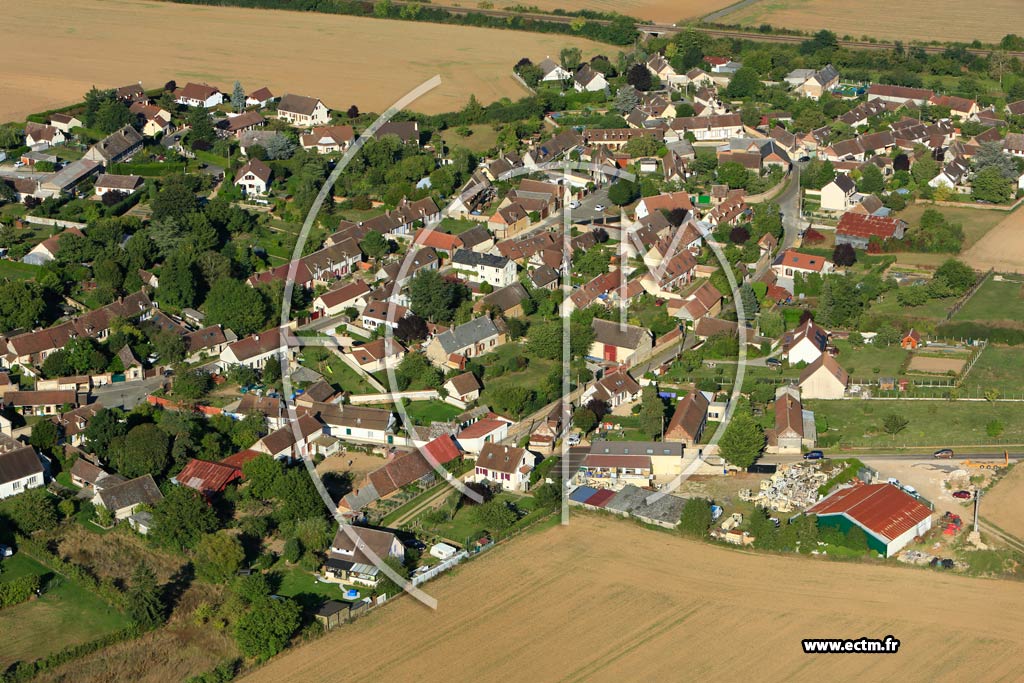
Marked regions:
[566,433,581,446]
[569,200,581,209]
[594,203,607,211]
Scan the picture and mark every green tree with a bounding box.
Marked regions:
[242,455,283,499]
[725,67,761,98]
[638,385,666,439]
[359,231,389,261]
[126,562,165,629]
[717,162,749,189]
[95,99,131,134]
[974,140,1018,179]
[679,498,713,537]
[272,468,325,525]
[718,411,765,468]
[973,166,1014,203]
[476,499,517,531]
[883,413,909,438]
[0,280,48,333]
[173,369,214,401]
[83,407,127,453]
[607,180,639,206]
[30,420,59,453]
[408,269,468,323]
[231,81,246,113]
[204,278,269,336]
[532,482,560,509]
[9,488,59,534]
[857,164,885,194]
[194,533,246,583]
[291,516,333,553]
[108,423,171,478]
[910,156,939,185]
[573,407,597,434]
[933,259,976,293]
[395,351,443,390]
[151,486,219,551]
[559,47,582,71]
[758,310,784,338]
[613,84,639,113]
[374,555,411,598]
[158,253,199,310]
[233,597,301,661]
[187,107,216,149]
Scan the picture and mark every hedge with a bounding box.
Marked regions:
[1,625,139,683]
[935,321,1024,346]
[14,535,126,611]
[0,575,40,609]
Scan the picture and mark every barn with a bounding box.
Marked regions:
[806,483,932,557]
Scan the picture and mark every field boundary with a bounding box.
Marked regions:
[947,268,994,320]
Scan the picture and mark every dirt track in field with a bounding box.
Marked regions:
[244,514,1024,682]
[2,0,602,122]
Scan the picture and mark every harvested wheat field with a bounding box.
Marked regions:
[982,464,1024,541]
[962,207,1024,272]
[908,356,966,374]
[519,0,735,24]
[245,515,1024,683]
[2,0,603,123]
[726,0,1024,44]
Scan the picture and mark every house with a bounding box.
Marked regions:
[315,403,395,446]
[116,344,144,381]
[646,53,676,80]
[866,84,934,106]
[0,437,46,499]
[672,280,723,322]
[4,390,78,416]
[582,369,641,409]
[219,327,292,370]
[25,122,66,148]
[253,415,324,460]
[668,114,743,142]
[538,56,571,82]
[635,191,693,220]
[234,158,272,196]
[444,372,481,407]
[300,125,355,153]
[173,458,242,498]
[94,474,164,520]
[807,484,932,557]
[793,64,839,100]
[476,282,530,318]
[929,158,971,193]
[579,441,684,488]
[772,250,834,280]
[174,82,223,108]
[23,227,85,266]
[451,250,517,288]
[426,316,506,367]
[130,102,173,137]
[783,318,830,366]
[766,386,816,454]
[374,121,420,145]
[94,174,144,197]
[217,111,266,137]
[589,318,653,366]
[360,301,409,331]
[664,390,710,446]
[69,456,110,489]
[928,94,979,121]
[324,526,404,588]
[573,64,608,92]
[835,212,907,250]
[529,265,560,291]
[339,435,460,511]
[246,87,276,108]
[901,329,922,350]
[277,94,330,126]
[798,354,849,400]
[184,325,234,363]
[455,416,511,454]
[84,126,144,166]
[48,113,82,133]
[313,280,371,317]
[473,444,534,492]
[819,174,857,212]
[348,338,405,373]
[247,238,362,291]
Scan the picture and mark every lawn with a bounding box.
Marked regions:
[422,493,534,546]
[271,563,371,612]
[868,290,955,321]
[831,339,908,379]
[404,400,462,425]
[808,399,1024,450]
[303,353,374,395]
[0,554,129,670]
[959,346,1024,397]
[954,276,1024,325]
[896,204,1007,250]
[0,259,42,281]
[439,124,500,154]
[478,352,558,412]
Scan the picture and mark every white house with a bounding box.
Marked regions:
[25,122,65,148]
[360,301,409,331]
[538,56,571,82]
[94,174,144,197]
[246,86,276,108]
[0,438,46,499]
[473,443,535,492]
[324,526,404,588]
[234,158,272,196]
[277,94,330,126]
[819,174,857,212]
[450,249,517,288]
[174,82,224,108]
[771,250,834,279]
[783,319,830,366]
[219,327,293,370]
[456,416,512,454]
[798,354,849,400]
[573,65,608,93]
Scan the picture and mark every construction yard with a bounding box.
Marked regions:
[244,515,1024,682]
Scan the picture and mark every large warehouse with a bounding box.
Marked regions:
[806,483,933,557]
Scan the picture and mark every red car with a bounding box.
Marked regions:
[952,490,972,499]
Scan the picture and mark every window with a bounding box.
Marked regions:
[12,481,21,491]
[27,476,37,486]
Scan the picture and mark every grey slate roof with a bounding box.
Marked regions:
[452,249,510,270]
[97,474,163,512]
[0,444,43,486]
[435,316,502,355]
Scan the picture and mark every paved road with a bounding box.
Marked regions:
[92,376,166,410]
[763,453,1019,464]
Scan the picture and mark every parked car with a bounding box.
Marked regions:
[803,450,824,460]
[403,538,426,551]
[902,484,918,495]
[952,490,972,499]
[798,155,811,162]
[764,358,782,368]
[933,448,955,459]
[566,433,581,447]
[594,203,606,211]
[569,200,581,209]
[0,545,13,558]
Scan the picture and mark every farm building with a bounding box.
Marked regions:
[806,483,932,557]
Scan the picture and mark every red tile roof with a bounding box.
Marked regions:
[808,483,931,542]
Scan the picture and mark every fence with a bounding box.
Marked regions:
[946,268,994,320]
[410,550,469,587]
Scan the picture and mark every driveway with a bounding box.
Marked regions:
[92,376,166,410]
